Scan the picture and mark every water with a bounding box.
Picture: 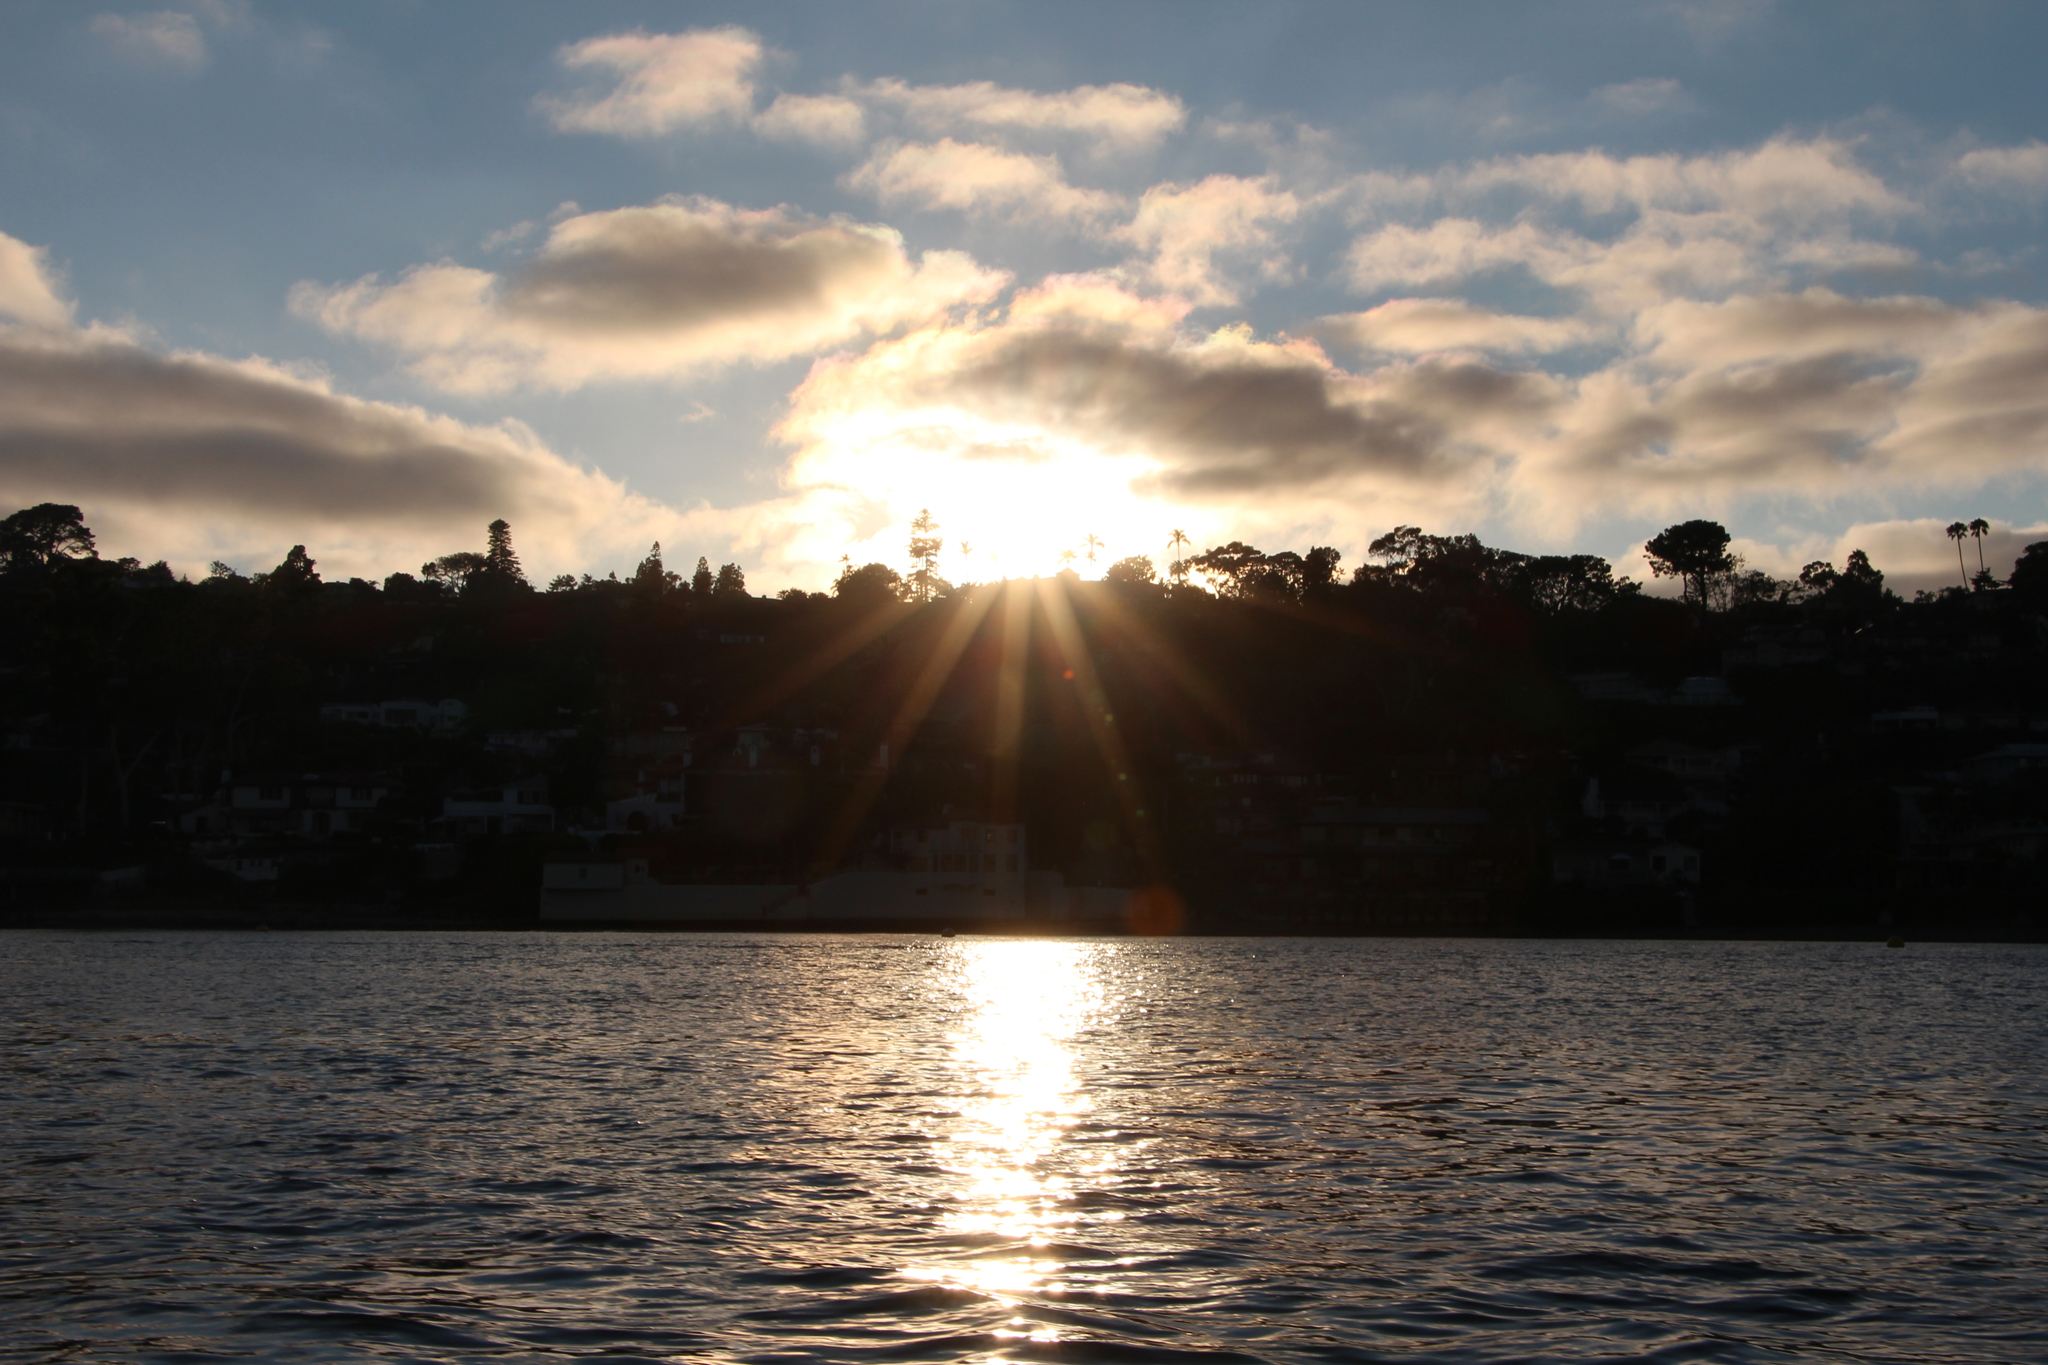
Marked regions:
[2,933,2044,1364]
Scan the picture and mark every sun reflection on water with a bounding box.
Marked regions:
[907,939,1120,1307]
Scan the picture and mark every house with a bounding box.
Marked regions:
[441,778,554,837]
[179,773,393,838]
[1627,739,1740,782]
[889,814,1029,889]
[1960,743,2048,784]
[1552,841,1701,888]
[1582,766,1692,837]
[320,698,467,732]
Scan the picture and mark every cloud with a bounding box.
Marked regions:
[854,77,1185,149]
[1956,142,2048,196]
[845,140,1123,222]
[1318,299,1597,354]
[780,277,1554,504]
[0,321,693,580]
[90,10,206,69]
[292,197,1008,393]
[1117,175,1302,307]
[1592,78,1696,117]
[753,92,866,147]
[1732,518,2048,599]
[542,27,761,136]
[1518,292,2048,521]
[0,232,72,327]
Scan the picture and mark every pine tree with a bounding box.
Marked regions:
[692,556,714,598]
[907,509,943,603]
[484,519,526,586]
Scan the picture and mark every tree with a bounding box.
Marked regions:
[1969,517,1994,589]
[1518,554,1616,613]
[628,543,678,596]
[907,509,944,603]
[1643,520,1737,609]
[711,562,747,598]
[2009,540,2048,607]
[691,556,714,598]
[1188,542,1269,597]
[0,503,96,573]
[1082,532,1103,563]
[1104,554,1157,586]
[546,573,577,592]
[483,519,527,587]
[263,544,321,594]
[1166,529,1191,584]
[422,551,487,593]
[834,560,905,605]
[1301,546,1343,599]
[1946,521,1970,590]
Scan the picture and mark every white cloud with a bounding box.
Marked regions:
[542,28,761,136]
[292,197,1008,394]
[1319,299,1597,354]
[0,232,72,328]
[846,140,1124,222]
[854,77,1185,149]
[90,10,206,69]
[1117,175,1302,307]
[1956,142,2048,195]
[753,92,866,147]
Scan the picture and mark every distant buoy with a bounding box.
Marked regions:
[1886,935,1905,948]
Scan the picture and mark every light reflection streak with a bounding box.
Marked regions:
[906,940,1119,1313]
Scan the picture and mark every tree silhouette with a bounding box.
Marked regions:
[1166,529,1190,584]
[907,509,944,603]
[422,550,487,593]
[712,562,747,598]
[1643,521,1737,609]
[264,545,321,595]
[483,519,526,587]
[691,555,713,598]
[1968,517,1993,589]
[1104,554,1157,586]
[1083,532,1103,563]
[0,503,96,573]
[1946,521,1971,590]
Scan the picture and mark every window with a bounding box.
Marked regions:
[259,785,284,801]
[350,786,373,802]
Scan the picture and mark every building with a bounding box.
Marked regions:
[178,773,393,839]
[319,698,467,732]
[441,779,554,837]
[1552,841,1702,888]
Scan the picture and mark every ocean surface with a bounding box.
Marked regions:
[2,932,2044,1364]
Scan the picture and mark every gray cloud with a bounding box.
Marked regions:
[0,325,682,575]
[295,199,1005,393]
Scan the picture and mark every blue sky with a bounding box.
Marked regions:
[5,0,2048,593]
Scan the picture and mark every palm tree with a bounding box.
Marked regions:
[1946,521,1970,590]
[1083,532,1103,563]
[1969,518,1990,581]
[1166,529,1190,583]
[1057,548,1077,572]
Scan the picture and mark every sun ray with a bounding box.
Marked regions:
[1032,577,1165,879]
[809,586,1002,873]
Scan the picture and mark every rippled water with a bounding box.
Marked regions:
[3,933,2045,1363]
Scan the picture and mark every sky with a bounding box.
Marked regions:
[5,0,2048,596]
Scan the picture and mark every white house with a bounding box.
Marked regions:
[442,779,554,837]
